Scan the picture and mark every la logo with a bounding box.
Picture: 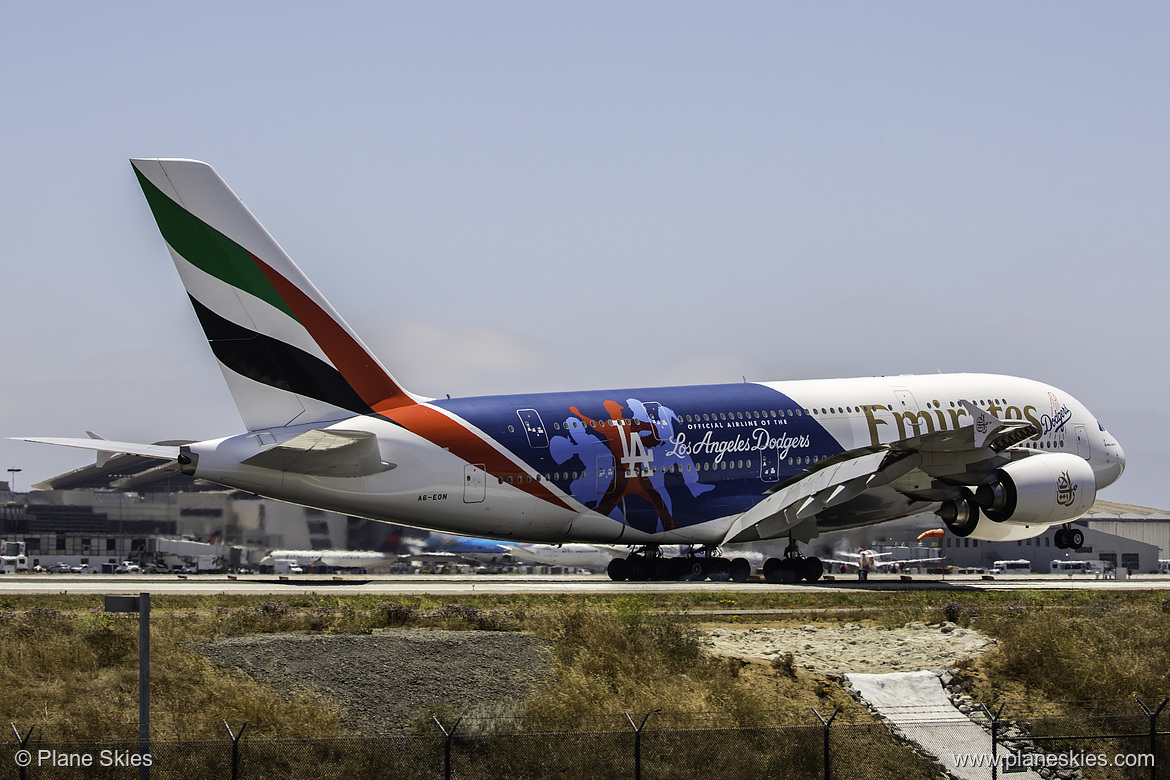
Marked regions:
[618,427,654,471]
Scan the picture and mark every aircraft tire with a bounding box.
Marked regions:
[708,557,732,582]
[763,557,783,583]
[801,557,824,583]
[779,558,800,584]
[1068,528,1084,549]
[627,555,648,581]
[729,557,752,582]
[650,557,671,581]
[607,558,628,582]
[669,558,692,582]
[686,558,707,581]
[1054,528,1068,549]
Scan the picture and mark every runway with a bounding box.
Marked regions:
[1,572,1167,597]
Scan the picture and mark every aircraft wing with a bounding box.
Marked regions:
[872,557,941,569]
[820,558,861,569]
[242,429,395,478]
[721,404,1039,546]
[721,449,905,544]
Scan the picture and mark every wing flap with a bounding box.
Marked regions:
[721,450,888,544]
[242,429,394,477]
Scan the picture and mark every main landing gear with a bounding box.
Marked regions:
[606,540,825,584]
[761,539,824,584]
[607,546,753,583]
[1054,524,1084,550]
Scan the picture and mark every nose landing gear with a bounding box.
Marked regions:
[1054,525,1084,550]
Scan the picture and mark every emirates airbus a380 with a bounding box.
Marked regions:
[17,159,1126,583]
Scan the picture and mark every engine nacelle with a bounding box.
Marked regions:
[937,489,1059,542]
[975,453,1096,526]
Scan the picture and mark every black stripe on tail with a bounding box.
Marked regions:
[189,295,373,417]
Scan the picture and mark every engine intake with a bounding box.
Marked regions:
[974,453,1096,526]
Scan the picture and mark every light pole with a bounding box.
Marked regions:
[6,468,21,493]
[105,593,150,779]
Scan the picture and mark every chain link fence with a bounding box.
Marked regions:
[4,700,1166,779]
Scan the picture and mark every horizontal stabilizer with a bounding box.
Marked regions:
[12,437,180,462]
[242,429,394,478]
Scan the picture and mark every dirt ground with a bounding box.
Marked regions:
[699,620,993,676]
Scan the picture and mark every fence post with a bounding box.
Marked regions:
[223,720,248,780]
[980,704,1005,780]
[812,707,840,780]
[11,724,34,780]
[625,710,659,780]
[433,716,462,780]
[1135,697,1167,780]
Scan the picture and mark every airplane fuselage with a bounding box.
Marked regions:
[184,372,1124,546]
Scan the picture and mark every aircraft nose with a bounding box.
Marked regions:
[1096,433,1125,489]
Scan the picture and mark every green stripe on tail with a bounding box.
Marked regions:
[134,166,296,320]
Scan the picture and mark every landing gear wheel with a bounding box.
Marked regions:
[763,557,783,583]
[1067,528,1084,549]
[685,558,707,581]
[778,558,800,584]
[708,557,732,582]
[627,554,647,581]
[650,557,670,581]
[729,557,751,583]
[607,558,628,582]
[801,556,824,583]
[1054,528,1068,549]
[667,557,690,581]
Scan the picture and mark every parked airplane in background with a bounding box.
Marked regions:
[822,549,939,574]
[264,549,394,572]
[501,543,627,571]
[16,160,1126,583]
[405,534,515,568]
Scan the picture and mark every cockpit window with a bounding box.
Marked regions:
[1098,421,1106,432]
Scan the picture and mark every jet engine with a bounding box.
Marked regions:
[936,487,1064,543]
[974,453,1096,526]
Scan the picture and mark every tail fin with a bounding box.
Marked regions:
[131,158,418,430]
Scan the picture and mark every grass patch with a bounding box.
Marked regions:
[0,588,1166,737]
[970,596,1170,713]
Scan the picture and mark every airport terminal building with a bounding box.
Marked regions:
[0,451,403,572]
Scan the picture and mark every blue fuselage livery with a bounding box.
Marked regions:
[17,159,1127,583]
[433,383,844,537]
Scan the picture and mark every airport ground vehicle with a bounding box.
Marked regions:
[0,541,29,573]
[1050,559,1106,575]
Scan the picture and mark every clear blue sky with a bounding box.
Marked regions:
[2,3,1167,509]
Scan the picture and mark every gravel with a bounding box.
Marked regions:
[196,629,554,733]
